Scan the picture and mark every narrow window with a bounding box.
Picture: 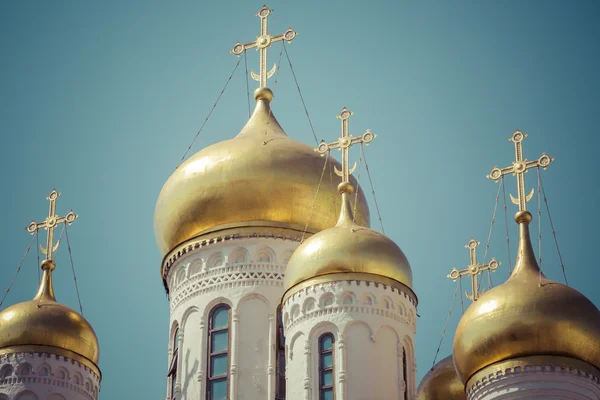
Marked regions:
[275,305,286,399]
[207,305,230,400]
[168,327,179,400]
[402,347,408,400]
[319,333,335,400]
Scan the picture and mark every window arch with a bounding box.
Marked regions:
[275,305,286,400]
[207,304,231,400]
[402,347,408,400]
[319,333,335,400]
[0,365,12,380]
[168,326,180,399]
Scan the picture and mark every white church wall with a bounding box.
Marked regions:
[237,295,270,399]
[165,236,300,400]
[282,279,417,400]
[0,351,100,400]
[467,359,600,400]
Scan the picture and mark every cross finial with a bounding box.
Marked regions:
[315,107,375,185]
[487,130,554,212]
[25,189,77,262]
[447,238,501,302]
[231,6,297,88]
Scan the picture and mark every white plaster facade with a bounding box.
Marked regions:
[165,235,300,400]
[282,279,417,400]
[467,359,600,400]
[0,351,100,400]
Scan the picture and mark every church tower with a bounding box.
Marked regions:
[453,131,600,399]
[153,7,370,400]
[281,110,418,400]
[0,190,101,400]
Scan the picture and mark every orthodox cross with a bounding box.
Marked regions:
[487,130,554,211]
[231,6,297,88]
[447,238,500,302]
[315,107,375,183]
[25,189,77,262]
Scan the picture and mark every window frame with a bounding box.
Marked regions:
[275,305,286,400]
[318,333,335,400]
[168,327,180,400]
[206,304,231,400]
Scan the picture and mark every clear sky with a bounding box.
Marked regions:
[1,1,599,399]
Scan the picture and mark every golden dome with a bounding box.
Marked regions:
[417,355,465,400]
[0,260,99,372]
[283,186,412,295]
[154,88,370,256]
[453,210,600,385]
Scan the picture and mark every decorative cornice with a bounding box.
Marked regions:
[0,346,101,380]
[169,263,286,310]
[467,356,600,395]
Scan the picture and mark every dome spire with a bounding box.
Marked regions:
[315,107,376,226]
[25,189,78,301]
[231,6,297,89]
[486,130,554,279]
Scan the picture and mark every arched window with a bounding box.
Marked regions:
[319,334,335,400]
[168,327,179,400]
[402,347,408,400]
[275,305,286,400]
[207,305,230,400]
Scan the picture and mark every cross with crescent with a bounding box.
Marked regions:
[447,238,500,302]
[487,130,554,212]
[231,6,297,88]
[315,107,376,183]
[25,189,77,262]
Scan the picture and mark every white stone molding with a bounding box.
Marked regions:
[467,358,600,400]
[230,309,239,400]
[0,351,100,400]
[267,313,275,397]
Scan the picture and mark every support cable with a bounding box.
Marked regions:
[352,150,364,224]
[538,168,568,285]
[301,152,330,243]
[431,279,460,368]
[244,51,251,118]
[459,277,465,315]
[478,182,502,293]
[283,44,319,145]
[0,232,37,308]
[36,230,41,284]
[176,57,242,169]
[537,168,543,269]
[501,176,513,274]
[360,143,385,234]
[65,225,84,315]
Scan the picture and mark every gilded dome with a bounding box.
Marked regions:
[0,261,99,371]
[417,355,465,400]
[453,211,600,384]
[154,88,370,256]
[283,188,412,295]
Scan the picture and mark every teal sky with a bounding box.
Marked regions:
[1,1,599,399]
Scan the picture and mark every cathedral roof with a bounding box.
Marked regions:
[0,259,100,375]
[417,355,465,400]
[283,182,413,298]
[453,210,600,385]
[154,87,371,257]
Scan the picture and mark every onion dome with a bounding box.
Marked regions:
[0,260,100,374]
[154,88,370,257]
[417,355,465,400]
[283,182,413,298]
[453,210,600,385]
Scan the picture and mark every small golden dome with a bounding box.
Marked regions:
[0,261,99,370]
[453,211,600,384]
[154,88,370,255]
[283,188,412,295]
[417,355,465,400]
